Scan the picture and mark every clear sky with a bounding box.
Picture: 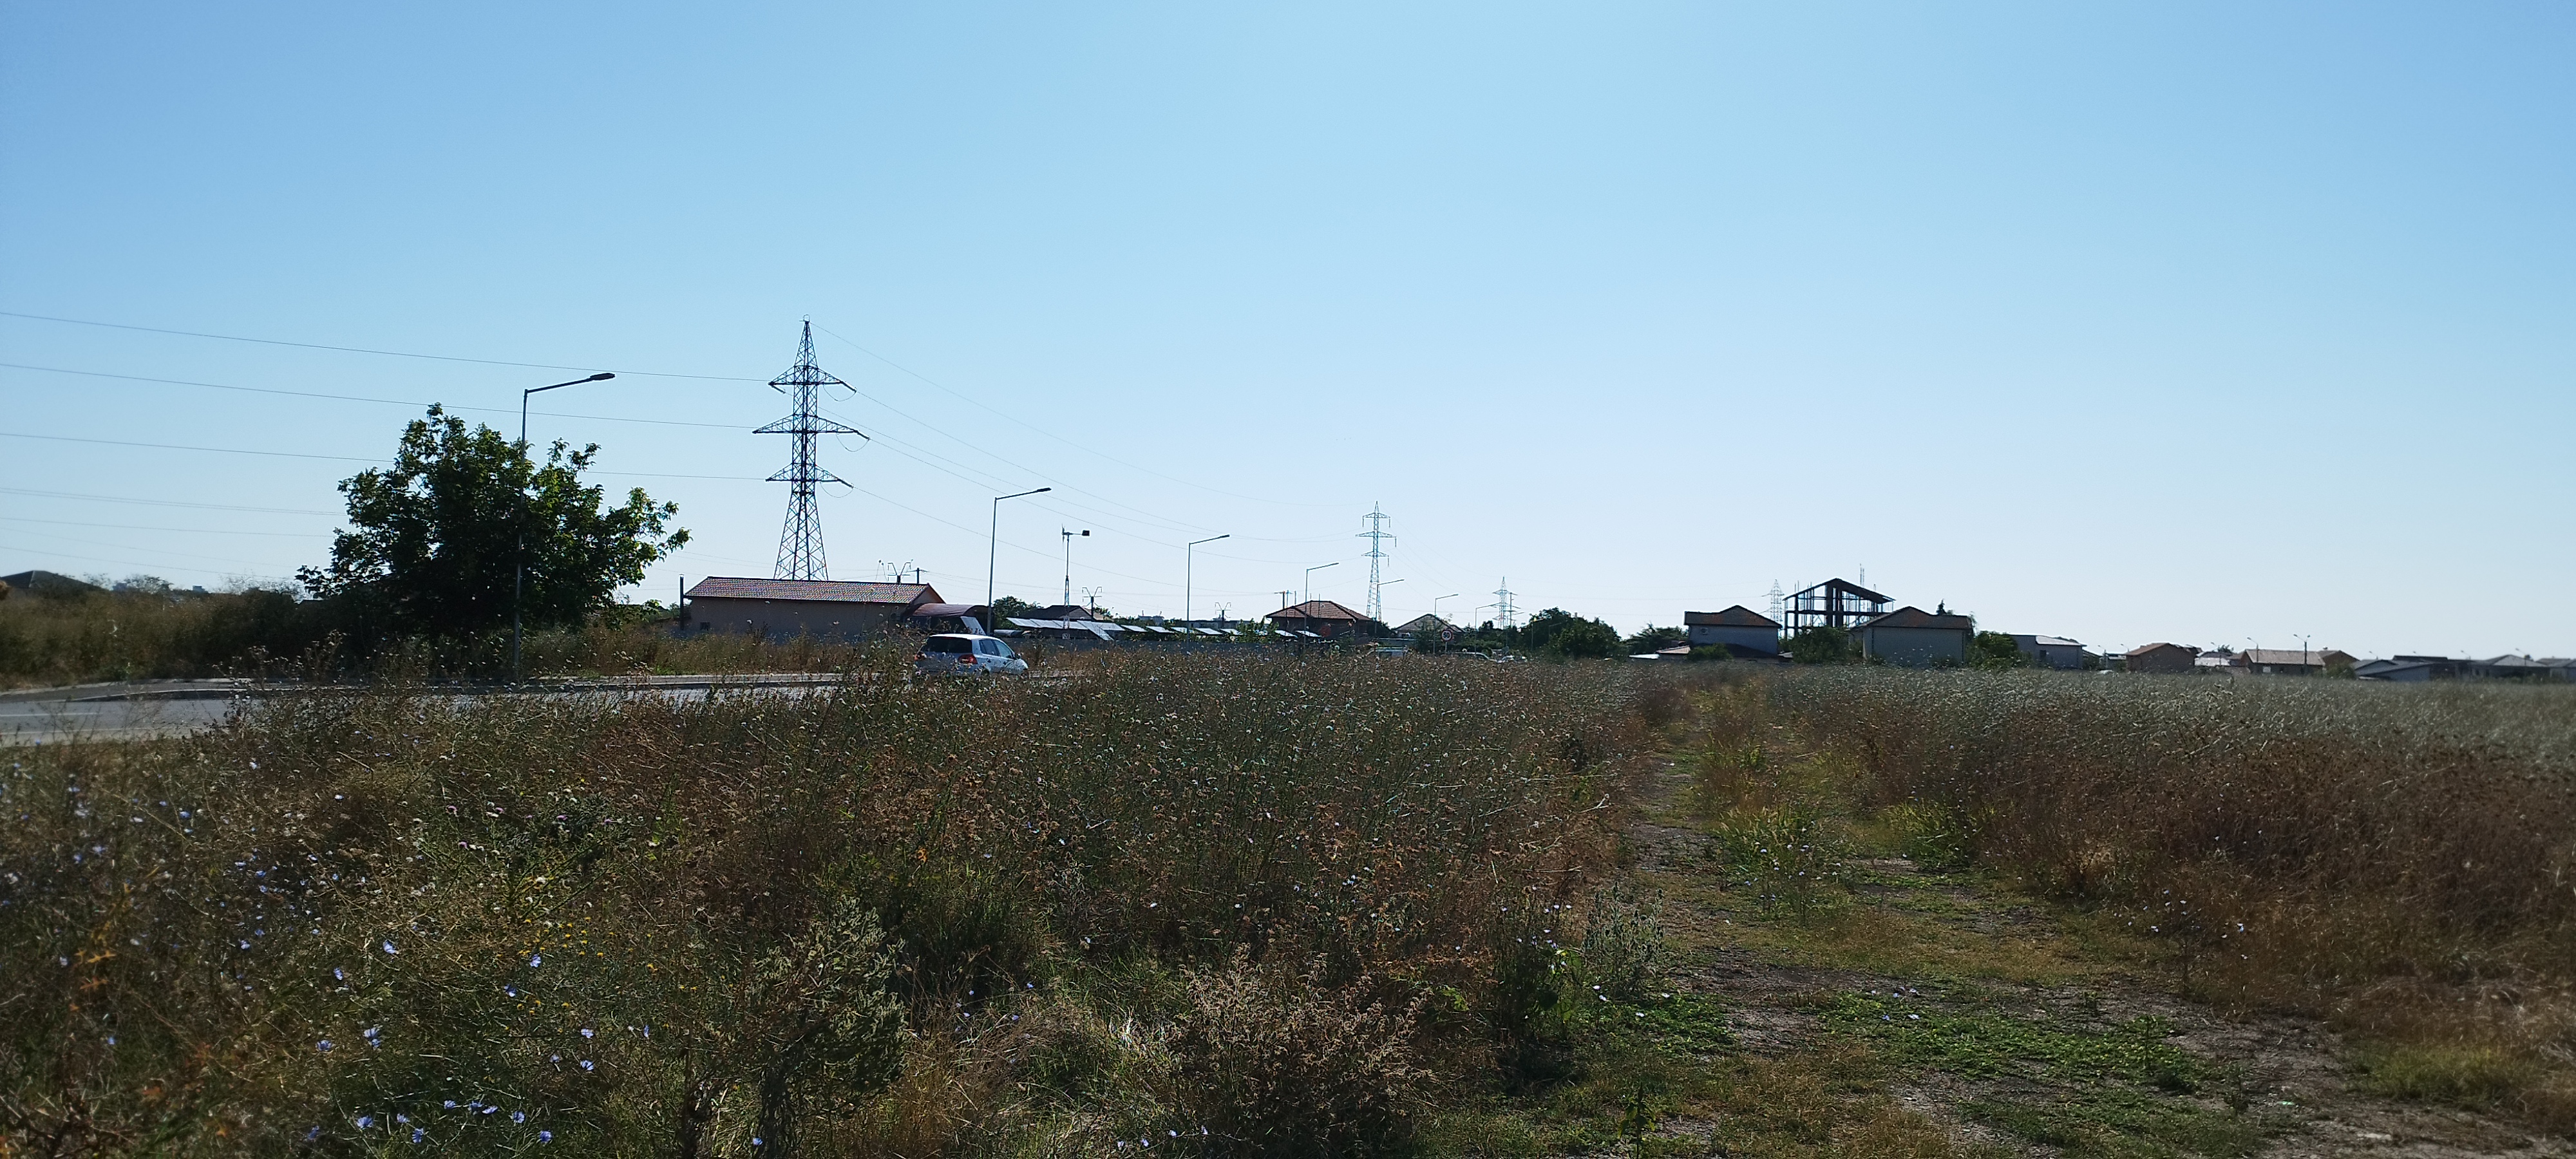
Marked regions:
[3,2,2570,658]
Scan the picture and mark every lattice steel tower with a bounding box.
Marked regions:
[757,321,864,580]
[1357,502,1395,621]
[1492,577,1517,629]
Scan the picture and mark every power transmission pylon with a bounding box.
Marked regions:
[1767,580,1785,623]
[1357,503,1395,621]
[758,321,865,580]
[1493,578,1517,629]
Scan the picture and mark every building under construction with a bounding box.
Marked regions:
[1779,578,1892,633]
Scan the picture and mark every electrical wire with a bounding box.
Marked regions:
[0,514,325,538]
[811,323,1351,511]
[0,429,384,463]
[0,310,758,382]
[0,361,750,431]
[0,485,332,514]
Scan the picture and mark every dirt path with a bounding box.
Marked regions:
[1625,757,2573,1159]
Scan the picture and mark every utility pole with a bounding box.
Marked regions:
[757,321,864,581]
[1061,528,1088,605]
[1356,503,1395,622]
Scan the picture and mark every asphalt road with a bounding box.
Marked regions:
[0,674,869,745]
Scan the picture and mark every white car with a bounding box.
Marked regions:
[914,634,1029,677]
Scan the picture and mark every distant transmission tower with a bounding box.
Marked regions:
[757,321,865,580]
[1493,577,1517,629]
[1767,580,1785,622]
[1357,503,1396,621]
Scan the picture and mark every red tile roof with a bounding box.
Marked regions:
[1685,605,1780,628]
[1268,599,1368,621]
[684,577,942,606]
[1861,606,1974,631]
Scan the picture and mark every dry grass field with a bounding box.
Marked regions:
[6,657,2571,1156]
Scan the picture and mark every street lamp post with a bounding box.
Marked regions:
[1185,534,1229,626]
[1303,561,1339,604]
[987,487,1052,625]
[1430,592,1459,652]
[514,372,614,683]
[1061,528,1089,606]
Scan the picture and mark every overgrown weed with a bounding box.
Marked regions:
[0,653,1681,1153]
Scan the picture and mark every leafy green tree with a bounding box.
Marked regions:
[299,406,687,637]
[1522,607,1621,660]
[1623,625,1686,654]
[1970,631,2025,670]
[1784,627,1855,664]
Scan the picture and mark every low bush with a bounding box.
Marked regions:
[0,652,1668,1153]
[1766,668,2576,1133]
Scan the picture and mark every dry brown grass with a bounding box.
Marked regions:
[1,652,1662,1154]
[1759,669,2576,1135]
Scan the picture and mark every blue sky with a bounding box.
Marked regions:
[3,2,2570,657]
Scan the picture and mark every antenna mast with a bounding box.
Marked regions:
[757,321,865,580]
[1357,503,1395,622]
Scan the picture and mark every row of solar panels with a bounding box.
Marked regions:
[1003,617,1324,639]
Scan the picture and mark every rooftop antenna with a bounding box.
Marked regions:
[1358,502,1396,622]
[1493,577,1517,629]
[758,320,864,580]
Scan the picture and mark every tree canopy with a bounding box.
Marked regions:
[1522,607,1622,660]
[299,407,688,637]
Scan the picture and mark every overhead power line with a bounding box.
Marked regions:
[0,310,759,382]
[811,323,1350,511]
[0,514,324,538]
[0,485,331,514]
[0,361,748,431]
[0,429,384,462]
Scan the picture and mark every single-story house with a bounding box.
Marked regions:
[1269,599,1372,641]
[2355,657,2443,682]
[2240,648,2358,676]
[1684,606,1782,655]
[2124,643,2201,675]
[683,577,949,641]
[1392,614,1458,643]
[0,570,107,599]
[1857,607,1975,667]
[2012,634,2095,670]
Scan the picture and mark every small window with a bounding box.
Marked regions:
[990,641,1016,658]
[976,639,1000,655]
[923,637,971,654]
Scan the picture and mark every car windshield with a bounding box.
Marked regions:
[923,637,971,654]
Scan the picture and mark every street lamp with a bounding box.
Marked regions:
[1304,561,1339,604]
[988,487,1052,621]
[1431,592,1459,652]
[1061,528,1089,606]
[1186,534,1229,626]
[514,372,614,683]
